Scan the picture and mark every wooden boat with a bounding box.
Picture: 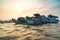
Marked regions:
[12,13,59,25]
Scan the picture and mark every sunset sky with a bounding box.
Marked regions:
[0,0,60,20]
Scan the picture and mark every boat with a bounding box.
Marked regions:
[12,13,59,25]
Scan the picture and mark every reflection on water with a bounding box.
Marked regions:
[0,23,60,40]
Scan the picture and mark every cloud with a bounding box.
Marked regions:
[36,0,60,7]
[0,0,60,20]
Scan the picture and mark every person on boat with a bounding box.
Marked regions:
[48,14,58,23]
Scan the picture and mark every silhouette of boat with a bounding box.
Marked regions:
[12,13,59,25]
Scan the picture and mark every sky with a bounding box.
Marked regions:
[0,0,60,20]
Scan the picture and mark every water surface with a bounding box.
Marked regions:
[0,23,60,40]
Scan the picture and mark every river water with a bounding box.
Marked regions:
[0,23,60,40]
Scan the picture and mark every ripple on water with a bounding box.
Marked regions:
[0,23,60,40]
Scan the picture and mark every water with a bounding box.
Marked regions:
[0,23,60,40]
